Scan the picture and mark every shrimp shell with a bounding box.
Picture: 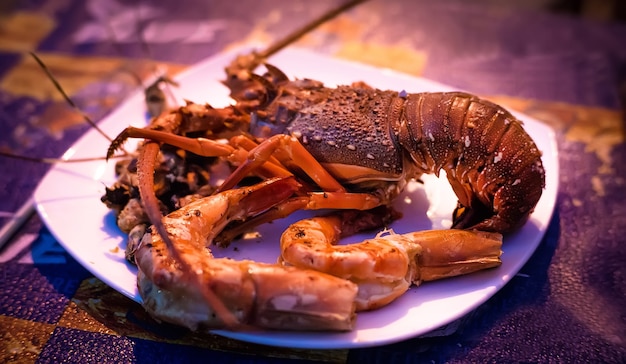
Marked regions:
[280,215,503,311]
[135,178,359,331]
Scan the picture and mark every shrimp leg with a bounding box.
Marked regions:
[280,212,503,311]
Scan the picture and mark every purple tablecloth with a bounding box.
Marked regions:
[1,0,625,362]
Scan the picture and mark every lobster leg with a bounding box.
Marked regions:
[217,134,346,193]
[215,191,387,246]
[111,126,295,179]
[112,126,236,157]
[229,135,285,167]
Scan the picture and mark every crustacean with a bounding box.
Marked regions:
[135,177,359,331]
[279,211,503,312]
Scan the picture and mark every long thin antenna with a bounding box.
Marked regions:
[29,52,115,143]
[0,150,123,163]
[259,0,367,61]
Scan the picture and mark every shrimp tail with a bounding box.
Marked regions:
[404,229,503,283]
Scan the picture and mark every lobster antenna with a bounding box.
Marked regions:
[102,17,144,87]
[103,5,178,118]
[0,151,126,164]
[29,52,115,143]
[258,0,368,60]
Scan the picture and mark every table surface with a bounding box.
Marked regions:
[1,0,625,363]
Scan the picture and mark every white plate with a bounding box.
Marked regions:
[34,47,558,349]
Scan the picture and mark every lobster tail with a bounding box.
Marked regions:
[398,92,545,233]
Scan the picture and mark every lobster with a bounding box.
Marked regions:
[107,56,546,247]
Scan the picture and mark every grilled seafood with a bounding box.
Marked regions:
[136,177,360,331]
[280,213,503,311]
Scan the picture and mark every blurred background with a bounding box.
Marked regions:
[475,0,625,21]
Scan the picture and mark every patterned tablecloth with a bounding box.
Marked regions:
[1,0,625,362]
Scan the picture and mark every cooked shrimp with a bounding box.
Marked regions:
[134,177,359,331]
[280,214,503,311]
